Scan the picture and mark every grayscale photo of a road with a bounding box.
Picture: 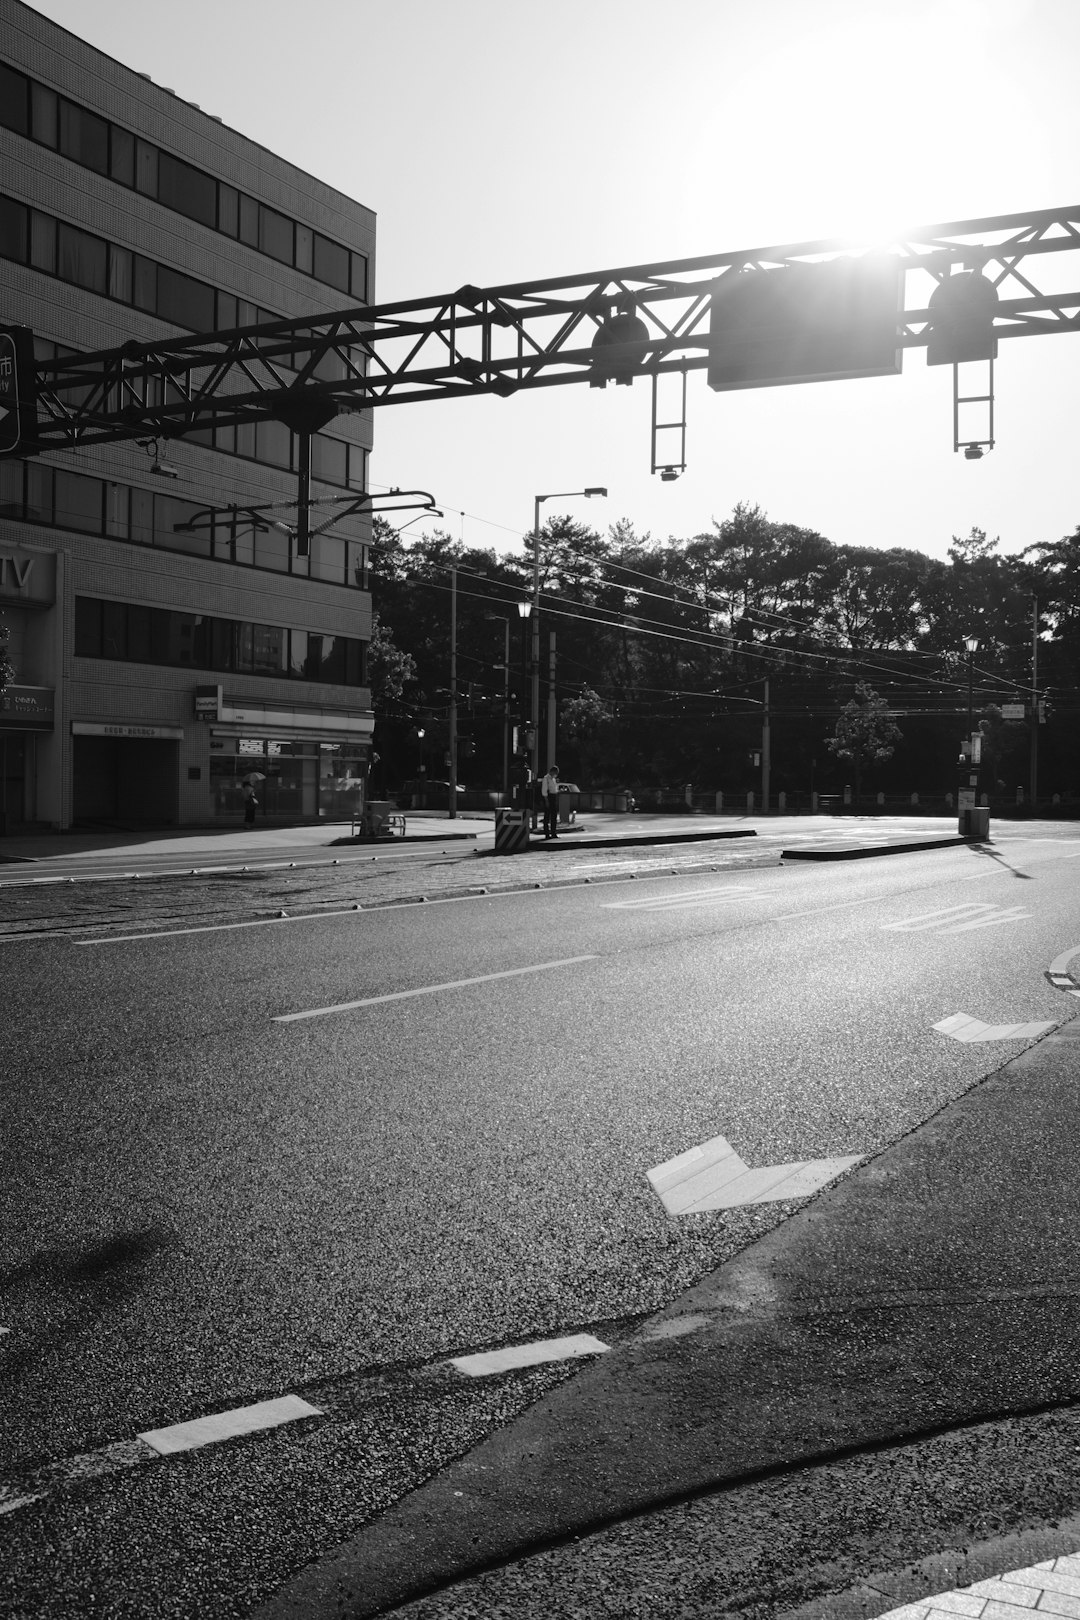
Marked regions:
[5,0,1080,1617]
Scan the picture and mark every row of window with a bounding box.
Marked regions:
[0,60,367,299]
[74,596,368,687]
[0,459,367,589]
[1,193,368,402]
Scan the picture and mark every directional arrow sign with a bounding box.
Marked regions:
[933,1013,1057,1042]
[647,1134,862,1215]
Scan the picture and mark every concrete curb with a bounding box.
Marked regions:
[776,1507,1080,1619]
[781,835,973,861]
[498,829,759,856]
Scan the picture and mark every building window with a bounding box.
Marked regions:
[54,468,104,534]
[0,196,28,263]
[313,234,350,294]
[74,597,367,686]
[259,206,293,265]
[0,64,30,136]
[57,221,107,295]
[157,152,217,229]
[30,84,57,148]
[157,265,216,331]
[58,100,110,175]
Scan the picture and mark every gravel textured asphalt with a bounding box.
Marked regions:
[3,816,1079,1619]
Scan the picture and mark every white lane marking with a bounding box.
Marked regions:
[933,1013,1057,1043]
[450,1333,610,1377]
[0,1493,42,1518]
[603,885,765,912]
[777,896,881,922]
[647,1134,862,1215]
[1049,944,1080,975]
[138,1394,322,1456]
[882,903,1030,934]
[937,904,1031,934]
[273,955,598,1023]
[72,908,369,945]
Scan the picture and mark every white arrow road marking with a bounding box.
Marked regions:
[273,955,598,1023]
[933,1013,1057,1043]
[450,1333,610,1377]
[647,1134,862,1215]
[883,903,1030,934]
[603,885,766,912]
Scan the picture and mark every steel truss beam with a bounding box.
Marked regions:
[25,203,1080,450]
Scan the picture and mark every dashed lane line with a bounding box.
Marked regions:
[0,1329,615,1520]
[139,1395,322,1456]
[450,1334,610,1377]
[272,955,599,1023]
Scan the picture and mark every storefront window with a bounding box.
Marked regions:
[209,735,366,821]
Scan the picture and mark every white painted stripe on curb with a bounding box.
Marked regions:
[138,1394,322,1456]
[450,1334,610,1377]
[273,956,598,1023]
[1049,943,1080,975]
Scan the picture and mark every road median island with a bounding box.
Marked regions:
[782,834,973,861]
[253,1021,1080,1620]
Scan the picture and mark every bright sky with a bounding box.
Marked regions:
[29,0,1080,563]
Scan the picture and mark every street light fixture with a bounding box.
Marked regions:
[530,487,607,812]
[965,635,979,731]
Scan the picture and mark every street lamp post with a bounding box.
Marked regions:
[965,635,979,732]
[516,601,532,810]
[530,487,607,821]
[484,614,512,801]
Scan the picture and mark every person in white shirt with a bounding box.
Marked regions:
[540,765,561,838]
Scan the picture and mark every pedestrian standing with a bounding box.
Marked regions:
[243,782,258,827]
[540,764,561,839]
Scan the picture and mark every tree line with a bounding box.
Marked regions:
[366,503,1080,807]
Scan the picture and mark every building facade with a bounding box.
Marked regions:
[0,0,376,830]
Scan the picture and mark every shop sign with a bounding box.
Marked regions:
[72,721,185,740]
[194,684,222,720]
[0,546,56,606]
[0,684,54,728]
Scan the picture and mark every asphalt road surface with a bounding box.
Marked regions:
[2,822,1079,1616]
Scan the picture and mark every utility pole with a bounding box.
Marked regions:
[761,678,771,814]
[1030,593,1039,807]
[448,566,458,820]
[546,630,557,770]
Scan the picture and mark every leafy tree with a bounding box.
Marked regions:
[367,614,416,709]
[827,682,903,808]
[0,617,13,697]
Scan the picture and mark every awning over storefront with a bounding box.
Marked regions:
[210,699,374,743]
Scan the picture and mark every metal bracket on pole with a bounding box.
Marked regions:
[651,367,688,480]
[953,357,994,457]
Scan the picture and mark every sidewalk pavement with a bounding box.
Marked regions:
[257,1017,1080,1620]
[0,810,973,869]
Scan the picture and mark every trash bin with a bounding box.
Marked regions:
[958,805,990,839]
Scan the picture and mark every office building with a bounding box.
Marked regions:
[0,0,376,829]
